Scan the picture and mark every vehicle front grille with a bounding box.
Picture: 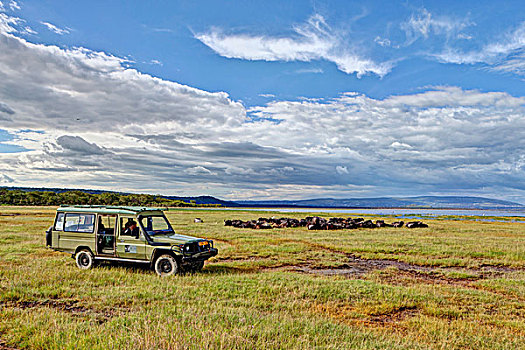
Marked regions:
[184,241,211,254]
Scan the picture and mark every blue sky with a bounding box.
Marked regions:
[0,0,524,202]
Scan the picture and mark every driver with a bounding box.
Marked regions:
[124,219,139,237]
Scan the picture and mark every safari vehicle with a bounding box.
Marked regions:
[45,205,218,276]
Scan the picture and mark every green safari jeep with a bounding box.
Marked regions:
[45,205,218,276]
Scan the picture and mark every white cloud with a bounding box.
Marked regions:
[196,14,392,78]
[457,33,472,40]
[196,15,332,62]
[483,22,525,59]
[401,8,473,45]
[295,67,323,74]
[184,166,217,176]
[224,166,255,175]
[390,142,412,149]
[56,135,106,155]
[8,0,19,11]
[0,13,37,35]
[0,27,245,134]
[491,51,525,76]
[247,87,525,198]
[21,26,36,35]
[259,93,275,98]
[40,21,70,35]
[0,0,20,11]
[374,36,391,47]
[0,13,20,33]
[379,86,524,108]
[432,21,525,73]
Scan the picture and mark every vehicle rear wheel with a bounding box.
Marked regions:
[75,249,94,270]
[154,254,179,276]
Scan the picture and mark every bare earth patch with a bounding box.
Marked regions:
[1,299,127,324]
[266,253,523,287]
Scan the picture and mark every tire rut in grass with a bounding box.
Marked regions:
[0,338,20,350]
[1,299,127,324]
[366,305,419,325]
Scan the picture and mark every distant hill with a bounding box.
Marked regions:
[236,196,525,210]
[2,187,523,209]
[2,187,239,207]
[163,195,239,207]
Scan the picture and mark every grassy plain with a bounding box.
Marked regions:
[0,206,524,349]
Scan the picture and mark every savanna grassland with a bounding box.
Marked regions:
[0,206,524,349]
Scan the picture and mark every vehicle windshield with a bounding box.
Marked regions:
[138,215,174,236]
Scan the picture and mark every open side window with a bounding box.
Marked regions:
[138,215,173,236]
[120,216,140,239]
[98,215,117,236]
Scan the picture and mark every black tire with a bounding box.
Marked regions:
[45,227,52,246]
[154,254,179,276]
[75,249,94,270]
[191,260,205,272]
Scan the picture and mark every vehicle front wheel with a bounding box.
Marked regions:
[154,254,179,276]
[75,249,95,270]
[189,260,205,273]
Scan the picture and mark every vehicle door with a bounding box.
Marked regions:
[96,214,117,255]
[116,216,147,260]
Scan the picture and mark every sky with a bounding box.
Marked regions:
[0,0,524,203]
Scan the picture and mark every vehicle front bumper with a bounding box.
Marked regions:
[181,248,218,262]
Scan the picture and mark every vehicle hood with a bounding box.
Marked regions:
[149,233,204,245]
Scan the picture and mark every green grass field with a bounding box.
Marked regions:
[0,207,524,349]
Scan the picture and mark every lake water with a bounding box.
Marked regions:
[178,207,525,222]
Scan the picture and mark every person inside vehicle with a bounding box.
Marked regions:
[124,219,139,238]
[98,217,106,234]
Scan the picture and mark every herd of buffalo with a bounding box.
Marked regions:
[224,216,429,230]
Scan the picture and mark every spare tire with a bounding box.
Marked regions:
[45,226,52,246]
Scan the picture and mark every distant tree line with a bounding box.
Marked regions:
[0,189,219,207]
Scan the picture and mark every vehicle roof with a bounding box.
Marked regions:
[56,205,167,215]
